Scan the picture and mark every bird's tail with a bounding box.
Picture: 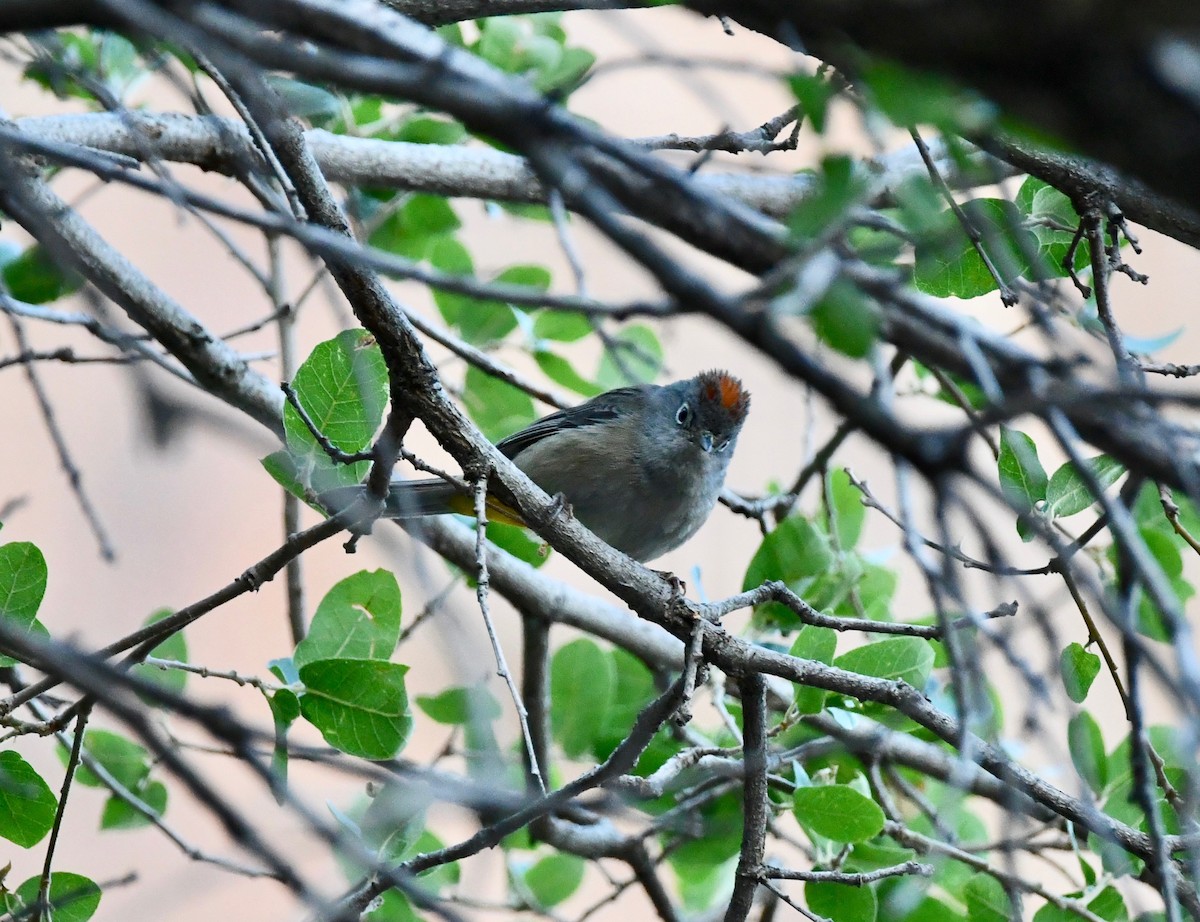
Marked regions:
[320,479,525,525]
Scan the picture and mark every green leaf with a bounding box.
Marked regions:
[462,365,536,443]
[855,562,897,620]
[523,853,585,908]
[1046,456,1126,518]
[829,468,866,549]
[406,829,461,889]
[483,521,550,568]
[299,659,412,760]
[369,194,461,260]
[789,625,837,714]
[744,516,835,628]
[1033,886,1128,922]
[0,541,47,627]
[496,264,551,291]
[456,301,518,347]
[268,686,301,798]
[0,541,48,667]
[429,237,476,327]
[390,115,467,146]
[914,200,1038,299]
[744,516,834,590]
[670,853,728,911]
[550,639,615,758]
[595,324,662,387]
[1068,711,1108,792]
[847,219,906,267]
[129,608,188,698]
[363,890,420,922]
[848,840,915,872]
[806,879,878,922]
[789,72,835,133]
[261,449,307,502]
[337,94,383,132]
[452,264,548,346]
[361,783,429,865]
[283,330,389,492]
[792,785,885,843]
[964,873,1011,922]
[534,350,603,398]
[863,60,993,133]
[2,246,83,304]
[265,75,341,120]
[0,750,57,846]
[1060,642,1102,703]
[416,685,502,725]
[71,729,150,790]
[895,896,967,922]
[533,311,592,343]
[95,32,139,96]
[833,637,935,689]
[537,46,595,94]
[100,779,166,830]
[476,17,524,71]
[670,788,745,866]
[294,570,402,668]
[1086,886,1129,922]
[788,155,870,242]
[998,427,1047,513]
[811,280,880,358]
[1116,529,1188,642]
[594,648,657,761]
[15,872,101,922]
[1016,177,1090,276]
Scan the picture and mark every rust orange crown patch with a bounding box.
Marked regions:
[697,370,750,422]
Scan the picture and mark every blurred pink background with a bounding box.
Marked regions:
[2,7,1198,919]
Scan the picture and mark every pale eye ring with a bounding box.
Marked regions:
[675,402,692,426]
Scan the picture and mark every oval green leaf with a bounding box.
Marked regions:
[299,659,412,760]
[1060,642,1102,703]
[550,639,615,758]
[997,427,1047,513]
[833,637,935,689]
[0,750,57,847]
[15,872,101,922]
[294,569,402,668]
[792,785,885,843]
[524,853,585,908]
[806,879,878,922]
[1046,456,1126,519]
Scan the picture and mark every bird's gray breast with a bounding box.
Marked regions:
[510,418,724,561]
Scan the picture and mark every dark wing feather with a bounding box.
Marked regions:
[496,386,643,459]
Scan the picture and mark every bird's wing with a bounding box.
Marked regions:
[495,386,643,459]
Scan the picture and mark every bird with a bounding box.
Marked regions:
[323,369,750,562]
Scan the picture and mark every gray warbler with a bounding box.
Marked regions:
[323,369,750,562]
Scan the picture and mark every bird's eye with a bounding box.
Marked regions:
[675,402,692,426]
[715,439,730,453]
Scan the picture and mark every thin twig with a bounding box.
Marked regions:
[5,314,116,560]
[760,861,933,883]
[34,704,93,918]
[726,673,768,922]
[911,127,1017,306]
[472,472,546,795]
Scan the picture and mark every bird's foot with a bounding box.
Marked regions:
[547,491,574,522]
[653,569,688,599]
[537,493,575,557]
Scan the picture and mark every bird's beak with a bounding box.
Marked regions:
[700,431,714,453]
